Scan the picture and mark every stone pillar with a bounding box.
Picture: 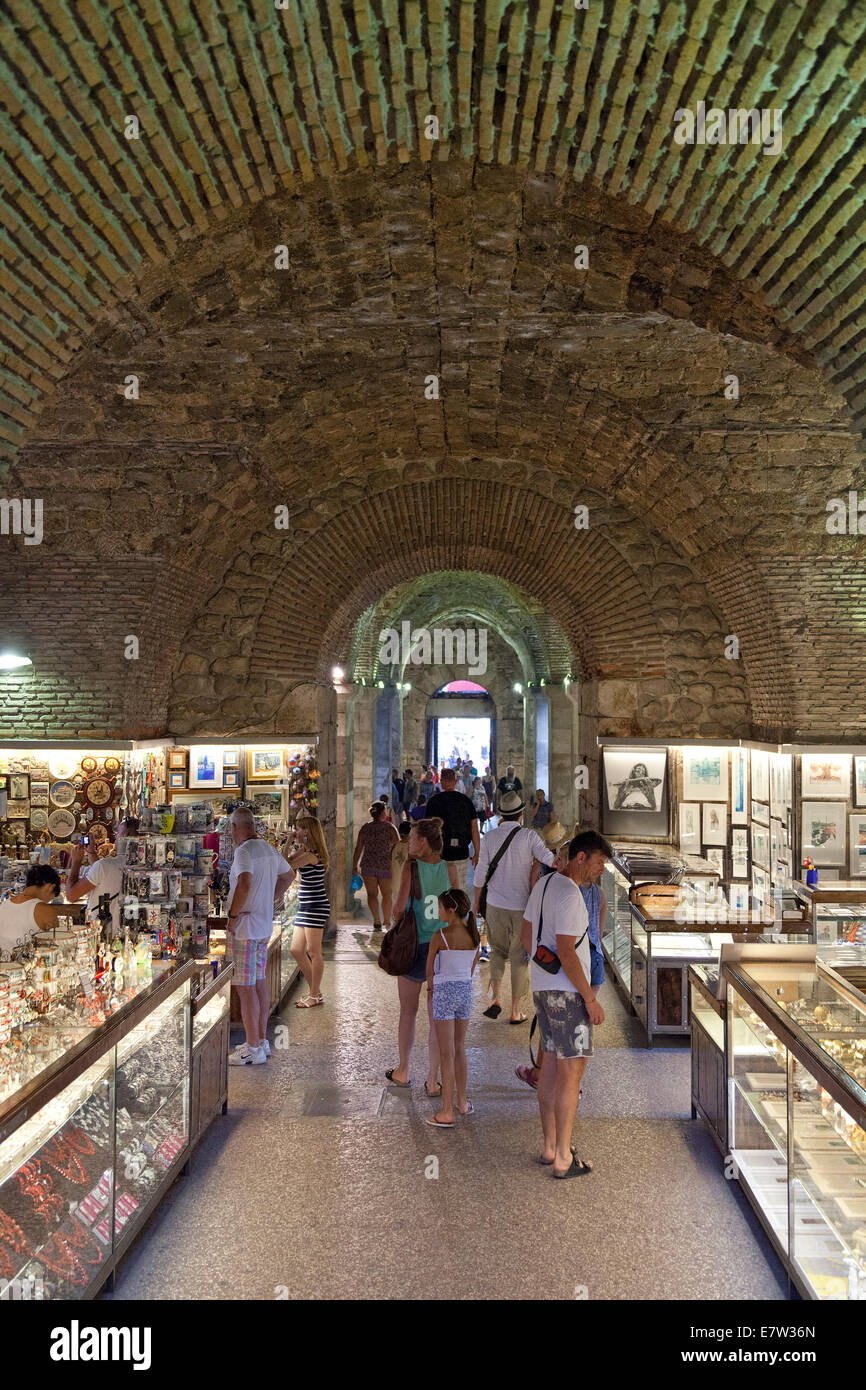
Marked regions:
[375,685,402,802]
[547,680,581,831]
[314,684,338,932]
[574,679,599,829]
[523,690,538,802]
[343,685,380,911]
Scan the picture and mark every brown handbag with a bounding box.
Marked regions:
[378,859,420,976]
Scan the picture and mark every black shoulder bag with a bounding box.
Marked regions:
[478,825,522,917]
[532,875,590,974]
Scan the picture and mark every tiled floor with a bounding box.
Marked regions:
[106,917,790,1301]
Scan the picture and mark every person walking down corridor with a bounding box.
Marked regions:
[426,889,480,1127]
[352,801,399,932]
[425,767,480,891]
[385,818,458,1098]
[288,815,331,1008]
[226,808,295,1065]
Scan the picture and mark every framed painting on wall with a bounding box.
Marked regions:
[682,748,728,801]
[603,749,667,812]
[223,749,240,769]
[730,747,748,825]
[679,802,701,854]
[246,748,285,782]
[751,801,769,826]
[729,882,750,912]
[703,847,725,878]
[168,750,188,770]
[189,746,223,790]
[752,866,769,907]
[730,827,749,879]
[849,814,866,877]
[751,822,770,870]
[702,803,727,845]
[854,758,866,809]
[750,750,769,803]
[223,770,240,788]
[801,754,851,800]
[168,771,186,790]
[801,801,846,866]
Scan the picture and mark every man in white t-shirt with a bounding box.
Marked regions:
[65,819,138,935]
[473,791,554,1022]
[521,830,611,1179]
[226,807,295,1066]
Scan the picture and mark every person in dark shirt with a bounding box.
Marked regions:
[496,765,522,811]
[424,768,480,891]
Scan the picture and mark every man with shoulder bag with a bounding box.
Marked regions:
[473,791,555,1024]
[521,829,611,1178]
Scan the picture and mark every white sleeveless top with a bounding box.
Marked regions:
[0,896,40,954]
[433,929,477,981]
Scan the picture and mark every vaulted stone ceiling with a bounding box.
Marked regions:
[1,1,865,742]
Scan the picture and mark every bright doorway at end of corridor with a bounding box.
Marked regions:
[433,715,491,772]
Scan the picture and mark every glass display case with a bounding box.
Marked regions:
[278,877,300,1003]
[726,958,866,1300]
[190,964,232,1146]
[688,964,727,1153]
[0,957,229,1299]
[793,881,866,973]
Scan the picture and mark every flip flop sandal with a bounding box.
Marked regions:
[426,1116,454,1128]
[553,1155,593,1179]
[482,1004,502,1019]
[515,1065,539,1090]
[509,1015,528,1025]
[424,1081,442,1098]
[385,1069,412,1087]
[457,1102,475,1116]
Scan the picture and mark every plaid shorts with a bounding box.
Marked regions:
[231,936,269,986]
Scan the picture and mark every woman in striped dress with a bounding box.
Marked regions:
[288,815,331,1008]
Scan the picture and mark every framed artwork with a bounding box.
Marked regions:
[770,753,791,818]
[801,801,846,866]
[703,847,725,877]
[189,746,223,789]
[801,754,851,800]
[770,818,786,885]
[752,866,769,906]
[168,750,188,770]
[855,758,866,809]
[682,748,728,801]
[679,802,701,853]
[9,773,28,801]
[223,770,240,788]
[730,747,748,825]
[731,827,749,879]
[751,800,769,826]
[7,800,29,819]
[30,780,49,808]
[750,750,769,803]
[169,771,186,790]
[729,882,750,912]
[849,815,866,877]
[751,822,770,870]
[702,802,727,845]
[248,789,282,816]
[246,748,285,782]
[223,749,240,769]
[603,748,667,812]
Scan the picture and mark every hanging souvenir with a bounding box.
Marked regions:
[49,780,76,808]
[81,756,98,775]
[30,809,48,831]
[47,808,76,839]
[84,777,113,808]
[103,755,121,775]
[48,754,78,779]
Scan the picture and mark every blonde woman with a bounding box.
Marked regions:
[288,815,330,1008]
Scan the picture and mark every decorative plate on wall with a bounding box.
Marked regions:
[81,756,98,774]
[84,777,113,808]
[47,808,76,839]
[48,754,78,780]
[30,809,48,831]
[49,780,76,808]
[103,756,121,775]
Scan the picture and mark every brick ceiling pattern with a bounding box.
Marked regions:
[3,0,866,454]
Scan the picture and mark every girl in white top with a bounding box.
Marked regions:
[425,888,480,1128]
[0,865,69,955]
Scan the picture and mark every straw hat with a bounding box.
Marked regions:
[499,790,525,814]
[541,819,570,850]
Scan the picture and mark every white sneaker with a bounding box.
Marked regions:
[228,1044,266,1066]
[262,1039,271,1058]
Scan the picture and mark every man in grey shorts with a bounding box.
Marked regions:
[521,830,611,1178]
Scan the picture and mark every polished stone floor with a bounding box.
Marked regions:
[106,900,790,1301]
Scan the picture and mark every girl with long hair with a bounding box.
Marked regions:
[385,817,458,1096]
[425,888,480,1127]
[288,815,330,1008]
[352,801,399,931]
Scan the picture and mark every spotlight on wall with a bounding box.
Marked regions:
[404,682,411,692]
[0,650,32,670]
[513,682,523,695]
[331,665,345,683]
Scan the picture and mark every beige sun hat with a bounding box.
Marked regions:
[499,790,525,814]
[541,819,570,850]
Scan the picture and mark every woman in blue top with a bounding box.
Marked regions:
[385,817,458,1098]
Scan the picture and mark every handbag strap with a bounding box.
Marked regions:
[535,874,590,954]
[408,857,420,910]
[482,825,522,890]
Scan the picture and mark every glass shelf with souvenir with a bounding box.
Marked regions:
[725,955,866,1299]
[792,879,866,977]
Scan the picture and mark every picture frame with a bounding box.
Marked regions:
[189,746,223,790]
[751,800,769,826]
[770,753,791,819]
[848,814,866,877]
[801,753,851,800]
[752,865,769,907]
[801,801,846,866]
[169,771,186,790]
[223,770,240,788]
[730,827,749,879]
[730,747,748,825]
[30,780,49,808]
[603,748,667,812]
[729,882,750,912]
[682,747,728,801]
[703,847,726,878]
[751,822,770,870]
[855,757,866,809]
[679,802,701,854]
[6,800,29,819]
[750,750,769,803]
[246,748,285,782]
[9,773,29,801]
[701,802,727,846]
[168,750,188,770]
[223,749,240,769]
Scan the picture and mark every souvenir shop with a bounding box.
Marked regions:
[598,738,866,1300]
[0,739,317,1299]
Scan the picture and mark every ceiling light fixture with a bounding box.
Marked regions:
[0,650,32,670]
[332,665,345,682]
